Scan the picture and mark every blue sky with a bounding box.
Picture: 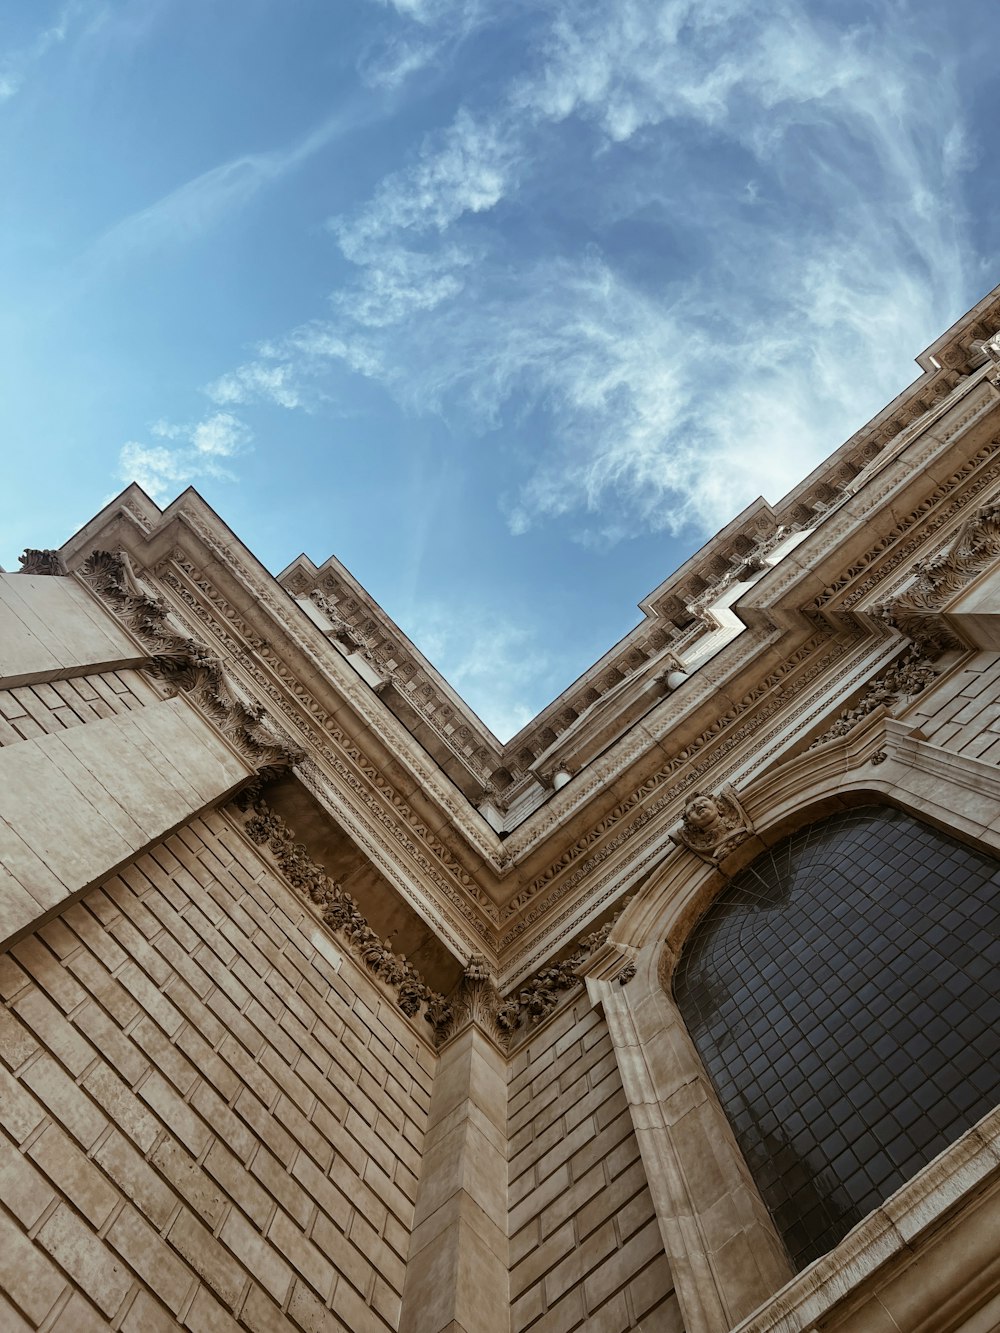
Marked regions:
[2,0,998,738]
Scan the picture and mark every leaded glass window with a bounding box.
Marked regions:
[674,805,1000,1268]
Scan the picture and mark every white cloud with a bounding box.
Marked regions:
[312,0,972,538]
[118,443,195,501]
[203,326,387,410]
[117,411,252,502]
[200,0,976,544]
[335,109,516,255]
[207,363,303,410]
[190,411,251,456]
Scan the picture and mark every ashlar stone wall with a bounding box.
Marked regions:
[507,996,681,1333]
[910,651,1000,758]
[0,808,433,1333]
[0,669,156,743]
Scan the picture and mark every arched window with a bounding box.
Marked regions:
[674,805,1000,1269]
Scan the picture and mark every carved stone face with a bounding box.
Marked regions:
[685,793,721,831]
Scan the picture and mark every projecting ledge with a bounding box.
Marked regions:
[0,698,251,946]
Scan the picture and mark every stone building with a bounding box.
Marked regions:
[2,285,1000,1333]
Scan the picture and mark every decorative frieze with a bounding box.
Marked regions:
[79,549,304,776]
[812,441,1000,613]
[493,899,634,1042]
[877,500,1000,654]
[154,546,503,912]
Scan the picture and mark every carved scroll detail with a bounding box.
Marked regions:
[876,500,1000,655]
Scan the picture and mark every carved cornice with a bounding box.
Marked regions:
[149,524,503,867]
[159,531,847,972]
[278,300,998,792]
[233,788,454,1045]
[294,757,493,964]
[152,551,502,945]
[811,437,1000,615]
[79,550,304,776]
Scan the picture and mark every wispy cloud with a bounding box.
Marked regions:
[200,0,979,544]
[357,0,495,88]
[311,0,973,539]
[118,411,251,501]
[0,1,92,102]
[87,106,358,265]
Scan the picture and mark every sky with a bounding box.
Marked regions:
[1,0,998,739]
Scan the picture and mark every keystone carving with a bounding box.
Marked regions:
[808,650,938,749]
[80,550,304,776]
[669,787,753,864]
[18,548,67,575]
[876,501,1000,656]
[235,789,454,1040]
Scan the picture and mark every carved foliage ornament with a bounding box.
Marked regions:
[436,953,510,1047]
[234,787,454,1042]
[876,500,1000,656]
[493,897,635,1042]
[808,650,938,749]
[18,548,67,575]
[80,550,304,776]
[669,786,754,864]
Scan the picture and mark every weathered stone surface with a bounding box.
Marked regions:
[0,700,251,945]
[0,572,141,686]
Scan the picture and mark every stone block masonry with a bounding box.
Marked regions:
[507,997,681,1332]
[0,700,251,946]
[0,809,433,1332]
[0,572,142,689]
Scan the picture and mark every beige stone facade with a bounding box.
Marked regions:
[3,287,1000,1332]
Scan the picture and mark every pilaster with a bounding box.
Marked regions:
[586,959,791,1333]
[399,967,509,1333]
